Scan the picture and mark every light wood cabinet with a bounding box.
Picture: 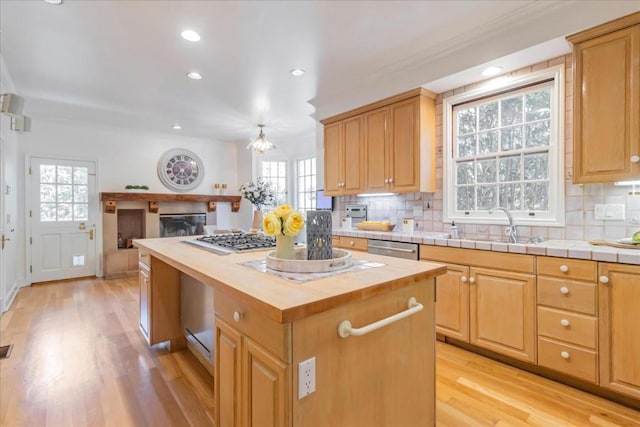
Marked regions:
[536,257,599,383]
[598,262,640,399]
[435,264,470,342]
[323,116,364,196]
[421,246,536,362]
[322,88,436,195]
[332,235,368,251]
[568,13,640,183]
[469,267,537,363]
[137,255,181,346]
[215,318,290,427]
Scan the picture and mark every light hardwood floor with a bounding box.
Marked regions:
[1,277,639,426]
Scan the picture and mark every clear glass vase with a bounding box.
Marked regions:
[275,234,295,260]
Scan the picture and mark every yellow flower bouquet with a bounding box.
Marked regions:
[262,204,304,259]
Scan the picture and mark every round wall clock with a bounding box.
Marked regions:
[157,149,205,192]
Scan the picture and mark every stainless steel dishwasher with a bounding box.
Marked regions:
[367,239,419,260]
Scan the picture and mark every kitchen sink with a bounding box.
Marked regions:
[462,236,545,245]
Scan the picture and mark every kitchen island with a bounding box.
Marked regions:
[134,236,446,427]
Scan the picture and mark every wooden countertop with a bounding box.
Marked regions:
[134,237,446,323]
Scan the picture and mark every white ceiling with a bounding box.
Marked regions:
[1,1,638,147]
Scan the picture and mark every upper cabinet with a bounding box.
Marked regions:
[323,116,364,196]
[567,12,640,183]
[321,88,436,195]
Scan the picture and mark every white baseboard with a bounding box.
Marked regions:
[2,277,26,313]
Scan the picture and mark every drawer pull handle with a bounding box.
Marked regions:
[560,319,570,327]
[631,155,640,163]
[233,311,243,322]
[559,265,569,273]
[561,351,570,359]
[338,297,423,338]
[560,286,569,295]
[599,276,609,284]
[461,276,467,283]
[349,241,355,246]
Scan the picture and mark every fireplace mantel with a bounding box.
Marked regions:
[100,192,242,213]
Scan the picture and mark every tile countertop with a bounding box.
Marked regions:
[332,229,640,265]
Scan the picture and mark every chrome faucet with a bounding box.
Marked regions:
[489,207,518,243]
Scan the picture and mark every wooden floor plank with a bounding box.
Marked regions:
[1,276,639,426]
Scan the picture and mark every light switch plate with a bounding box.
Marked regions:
[594,204,606,220]
[605,204,625,221]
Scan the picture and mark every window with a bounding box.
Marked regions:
[261,160,287,208]
[39,164,89,222]
[444,65,565,226]
[296,157,316,213]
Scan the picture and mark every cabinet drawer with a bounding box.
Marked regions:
[538,337,597,383]
[537,277,597,315]
[139,253,151,269]
[215,291,291,363]
[337,236,368,251]
[537,307,597,349]
[332,236,341,247]
[537,256,596,282]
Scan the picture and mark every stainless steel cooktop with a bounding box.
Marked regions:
[184,233,276,255]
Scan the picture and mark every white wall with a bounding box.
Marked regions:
[1,56,25,312]
[15,114,245,282]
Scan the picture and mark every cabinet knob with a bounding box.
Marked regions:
[560,286,569,295]
[560,319,570,327]
[559,265,569,273]
[389,178,393,184]
[469,277,476,284]
[233,311,243,322]
[349,240,355,246]
[599,275,609,284]
[461,276,467,283]
[560,351,570,359]
[631,155,640,163]
[384,178,389,184]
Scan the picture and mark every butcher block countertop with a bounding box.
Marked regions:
[134,236,446,324]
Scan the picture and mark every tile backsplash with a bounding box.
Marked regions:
[333,183,640,242]
[330,53,640,242]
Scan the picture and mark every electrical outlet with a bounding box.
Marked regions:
[298,357,316,399]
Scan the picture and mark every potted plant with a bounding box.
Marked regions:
[239,177,274,230]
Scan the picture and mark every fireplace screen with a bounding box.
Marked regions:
[160,213,206,237]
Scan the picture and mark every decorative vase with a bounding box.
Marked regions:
[252,210,263,231]
[275,234,295,260]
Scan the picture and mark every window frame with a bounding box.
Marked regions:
[295,157,317,214]
[259,159,288,209]
[443,64,565,227]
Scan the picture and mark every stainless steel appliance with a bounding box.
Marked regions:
[181,273,214,365]
[368,239,419,260]
[345,204,367,225]
[184,233,276,255]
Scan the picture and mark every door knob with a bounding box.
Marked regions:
[89,229,94,240]
[1,234,9,250]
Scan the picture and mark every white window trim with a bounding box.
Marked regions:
[295,157,317,213]
[443,64,565,227]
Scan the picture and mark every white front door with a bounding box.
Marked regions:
[30,157,98,283]
[0,135,5,308]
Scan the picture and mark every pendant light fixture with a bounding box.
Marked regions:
[247,124,276,154]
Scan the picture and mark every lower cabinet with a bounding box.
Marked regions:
[215,318,289,427]
[599,263,640,399]
[137,255,181,346]
[469,267,536,363]
[332,235,368,251]
[423,246,536,363]
[435,263,469,342]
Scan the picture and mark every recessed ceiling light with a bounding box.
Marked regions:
[172,124,182,130]
[290,68,305,77]
[481,66,503,77]
[181,30,201,42]
[42,0,63,4]
[186,71,202,80]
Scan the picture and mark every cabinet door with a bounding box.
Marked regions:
[389,97,420,192]
[323,122,342,195]
[216,318,243,427]
[139,267,150,340]
[242,337,289,427]
[470,267,536,363]
[573,25,640,183]
[364,107,389,192]
[343,116,364,194]
[435,264,470,342]
[599,263,640,399]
